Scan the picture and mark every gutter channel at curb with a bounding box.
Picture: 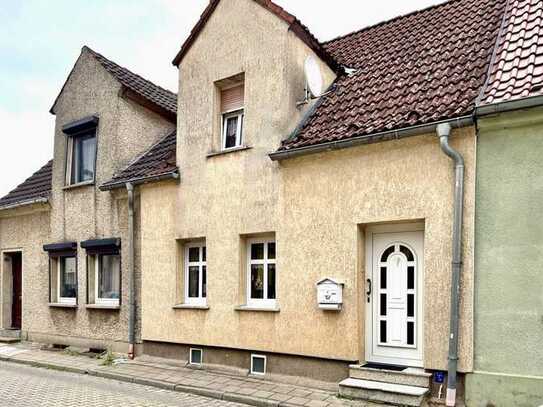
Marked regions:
[0,356,325,407]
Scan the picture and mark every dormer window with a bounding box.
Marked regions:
[63,116,98,186]
[221,83,244,150]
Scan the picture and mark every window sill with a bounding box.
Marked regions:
[173,304,209,310]
[234,305,280,313]
[86,304,120,310]
[48,303,77,308]
[63,180,95,191]
[206,145,252,158]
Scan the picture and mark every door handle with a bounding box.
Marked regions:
[366,279,372,303]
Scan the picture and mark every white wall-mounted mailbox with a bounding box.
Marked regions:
[316,278,344,311]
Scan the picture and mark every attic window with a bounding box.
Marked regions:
[221,83,244,150]
[63,116,98,186]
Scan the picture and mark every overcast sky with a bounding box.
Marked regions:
[0,0,443,197]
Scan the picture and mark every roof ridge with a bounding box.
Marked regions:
[322,0,457,46]
[83,46,177,97]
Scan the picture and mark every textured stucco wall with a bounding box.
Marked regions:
[0,48,174,349]
[0,208,50,332]
[141,127,476,370]
[138,0,475,371]
[466,107,543,406]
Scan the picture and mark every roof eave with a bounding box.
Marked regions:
[475,95,543,117]
[0,197,50,212]
[100,170,180,191]
[269,115,475,161]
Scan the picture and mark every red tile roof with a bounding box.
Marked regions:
[0,160,52,209]
[479,0,543,105]
[100,131,177,190]
[172,0,340,72]
[279,0,508,152]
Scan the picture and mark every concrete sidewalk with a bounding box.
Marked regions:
[0,343,380,407]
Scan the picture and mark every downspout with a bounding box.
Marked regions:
[126,182,136,359]
[436,123,464,407]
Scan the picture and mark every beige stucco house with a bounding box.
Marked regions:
[3,0,537,405]
[0,46,177,355]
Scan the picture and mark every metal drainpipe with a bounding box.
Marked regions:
[126,182,136,359]
[436,123,464,407]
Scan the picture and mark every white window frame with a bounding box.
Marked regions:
[94,254,121,307]
[246,238,276,309]
[184,243,207,306]
[58,257,77,305]
[221,109,244,150]
[189,348,203,365]
[250,354,267,376]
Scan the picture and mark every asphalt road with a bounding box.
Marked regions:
[0,361,246,407]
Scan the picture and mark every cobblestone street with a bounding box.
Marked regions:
[0,361,246,407]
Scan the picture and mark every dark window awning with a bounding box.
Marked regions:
[62,115,99,136]
[43,242,77,257]
[80,238,121,255]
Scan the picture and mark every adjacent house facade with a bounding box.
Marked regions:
[1,0,541,406]
[466,1,543,405]
[0,46,177,354]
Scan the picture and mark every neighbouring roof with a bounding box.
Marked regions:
[100,131,178,190]
[0,160,53,209]
[278,0,508,152]
[51,46,178,121]
[478,0,543,105]
[172,0,340,72]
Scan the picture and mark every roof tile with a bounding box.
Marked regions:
[279,0,507,151]
[100,131,177,189]
[0,160,52,209]
[480,0,543,105]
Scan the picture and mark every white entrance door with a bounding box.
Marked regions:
[365,224,424,367]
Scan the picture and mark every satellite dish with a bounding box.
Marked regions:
[304,56,323,98]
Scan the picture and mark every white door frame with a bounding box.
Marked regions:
[364,223,424,367]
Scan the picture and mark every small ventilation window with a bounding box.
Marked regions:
[250,354,267,375]
[189,348,203,365]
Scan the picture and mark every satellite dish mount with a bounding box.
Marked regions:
[298,56,328,107]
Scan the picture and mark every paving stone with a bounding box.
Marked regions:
[285,396,312,406]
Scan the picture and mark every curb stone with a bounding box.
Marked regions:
[1,356,353,407]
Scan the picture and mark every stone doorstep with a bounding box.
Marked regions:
[348,365,432,388]
[0,350,377,407]
[0,329,21,339]
[339,378,429,407]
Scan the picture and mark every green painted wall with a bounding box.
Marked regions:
[467,107,543,407]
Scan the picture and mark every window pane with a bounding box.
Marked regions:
[251,243,264,260]
[380,267,387,289]
[99,255,120,299]
[407,321,415,345]
[189,247,200,262]
[380,320,387,343]
[61,257,77,298]
[268,242,276,260]
[224,116,238,148]
[250,264,264,299]
[188,266,199,298]
[252,356,265,374]
[380,294,387,316]
[80,136,96,182]
[407,294,415,317]
[72,133,96,183]
[202,265,207,298]
[408,266,415,289]
[202,246,206,262]
[267,264,276,300]
[400,245,414,261]
[381,246,395,263]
